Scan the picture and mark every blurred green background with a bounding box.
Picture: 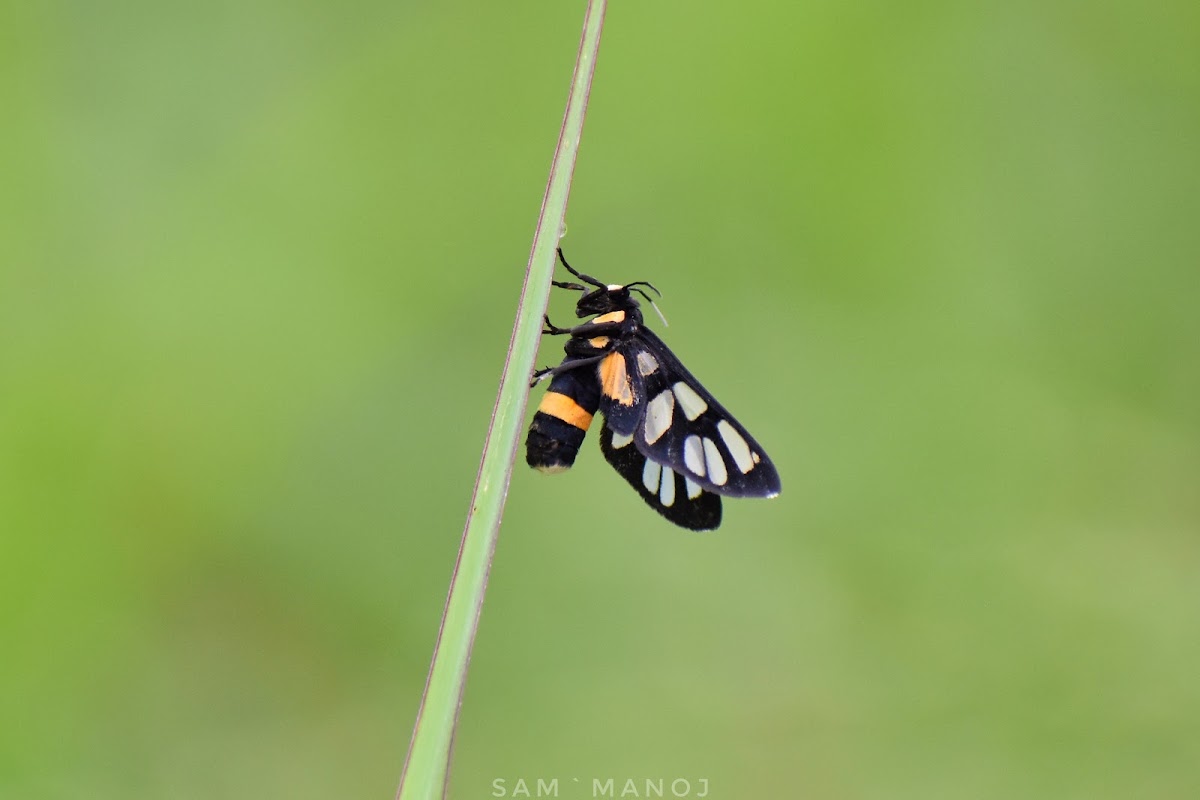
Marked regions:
[2,1,1198,798]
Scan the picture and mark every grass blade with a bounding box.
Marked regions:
[395,2,607,797]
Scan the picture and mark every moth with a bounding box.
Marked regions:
[525,249,780,530]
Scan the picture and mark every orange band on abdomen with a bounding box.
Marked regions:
[538,391,595,430]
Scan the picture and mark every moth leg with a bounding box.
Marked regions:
[563,320,625,337]
[556,248,606,289]
[542,314,625,339]
[542,315,571,336]
[530,354,606,387]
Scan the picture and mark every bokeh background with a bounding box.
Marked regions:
[3,1,1198,798]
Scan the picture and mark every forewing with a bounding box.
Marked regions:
[595,349,648,437]
[625,329,781,499]
[599,424,722,531]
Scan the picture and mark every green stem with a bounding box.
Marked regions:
[395,3,607,798]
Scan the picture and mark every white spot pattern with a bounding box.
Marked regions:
[718,420,754,473]
[672,382,708,421]
[703,438,728,486]
[659,466,676,507]
[685,478,702,500]
[610,430,633,449]
[643,390,674,444]
[642,459,661,494]
[683,435,706,477]
[636,351,659,376]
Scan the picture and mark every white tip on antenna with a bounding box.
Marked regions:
[648,298,669,327]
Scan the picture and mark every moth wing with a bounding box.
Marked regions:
[599,424,722,531]
[627,329,781,499]
[595,348,648,437]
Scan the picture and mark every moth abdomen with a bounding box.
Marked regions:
[525,365,600,474]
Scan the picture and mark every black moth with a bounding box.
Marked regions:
[525,249,781,530]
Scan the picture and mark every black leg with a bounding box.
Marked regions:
[529,354,606,387]
[542,315,625,338]
[556,248,606,289]
[563,320,624,337]
[542,315,570,335]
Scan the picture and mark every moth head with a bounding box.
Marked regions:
[574,284,635,317]
[555,249,666,323]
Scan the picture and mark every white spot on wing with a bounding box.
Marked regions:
[673,382,708,421]
[610,430,633,449]
[636,351,659,376]
[718,420,754,473]
[642,459,661,494]
[643,390,674,444]
[659,466,676,507]
[752,452,761,464]
[683,435,706,477]
[703,438,728,485]
[685,478,702,500]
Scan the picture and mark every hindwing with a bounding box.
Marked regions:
[599,425,722,531]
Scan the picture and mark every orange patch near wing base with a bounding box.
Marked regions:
[599,352,635,406]
[591,310,626,325]
[538,391,594,430]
